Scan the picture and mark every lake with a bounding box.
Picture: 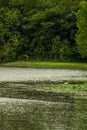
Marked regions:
[0,97,87,130]
[0,67,87,130]
[0,67,87,82]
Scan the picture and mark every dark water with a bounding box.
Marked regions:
[0,97,87,130]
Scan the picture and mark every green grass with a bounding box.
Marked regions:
[1,61,87,70]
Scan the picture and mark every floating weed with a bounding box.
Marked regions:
[50,85,58,91]
[47,82,87,93]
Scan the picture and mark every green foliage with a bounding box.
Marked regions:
[76,1,87,58]
[0,0,84,62]
[52,36,61,59]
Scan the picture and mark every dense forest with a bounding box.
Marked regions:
[0,0,87,62]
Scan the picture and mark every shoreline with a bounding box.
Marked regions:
[0,61,87,70]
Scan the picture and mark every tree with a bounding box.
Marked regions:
[0,0,83,62]
[76,1,87,58]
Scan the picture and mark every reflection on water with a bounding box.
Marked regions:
[0,67,87,82]
[0,97,87,130]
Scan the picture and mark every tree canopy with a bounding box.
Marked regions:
[76,1,87,58]
[0,0,86,62]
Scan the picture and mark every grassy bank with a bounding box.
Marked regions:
[1,61,87,70]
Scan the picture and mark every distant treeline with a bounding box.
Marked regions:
[0,0,87,62]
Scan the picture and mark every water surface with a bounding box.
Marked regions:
[0,67,87,82]
[0,97,87,130]
[0,67,87,130]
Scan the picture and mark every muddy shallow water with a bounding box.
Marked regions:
[0,67,87,82]
[0,67,87,130]
[0,97,87,130]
